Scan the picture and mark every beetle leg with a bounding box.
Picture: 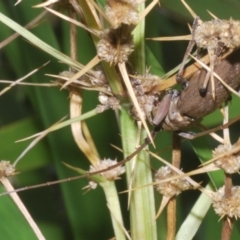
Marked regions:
[199,50,217,99]
[176,17,201,85]
[176,39,195,84]
[152,90,178,131]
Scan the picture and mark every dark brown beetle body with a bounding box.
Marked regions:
[161,49,240,132]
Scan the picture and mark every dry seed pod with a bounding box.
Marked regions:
[129,81,159,121]
[129,74,161,121]
[195,18,240,53]
[212,186,240,219]
[129,93,158,121]
[0,160,15,178]
[89,70,107,86]
[135,74,160,94]
[154,166,192,198]
[89,159,125,181]
[97,27,134,64]
[58,71,120,112]
[97,92,120,112]
[213,140,240,174]
[106,0,139,28]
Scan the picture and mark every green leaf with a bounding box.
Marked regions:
[0,118,51,171]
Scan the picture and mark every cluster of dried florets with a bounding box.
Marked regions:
[0,160,15,178]
[213,140,240,174]
[97,0,144,64]
[97,28,134,64]
[212,186,240,219]
[154,166,192,198]
[137,74,161,93]
[59,68,162,117]
[89,159,125,181]
[90,70,108,86]
[58,70,121,112]
[105,0,143,28]
[194,18,240,54]
[129,74,161,121]
[97,91,120,112]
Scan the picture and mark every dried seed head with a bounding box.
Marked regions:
[0,161,15,178]
[106,1,139,28]
[129,74,160,121]
[97,91,120,112]
[194,19,240,54]
[219,19,240,49]
[90,159,125,180]
[195,19,222,52]
[154,166,192,198]
[135,74,160,93]
[97,28,134,64]
[212,186,240,219]
[89,70,107,86]
[213,142,240,174]
[130,93,158,121]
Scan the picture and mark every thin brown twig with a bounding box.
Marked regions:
[167,199,176,240]
[221,174,233,240]
[221,103,234,240]
[166,134,181,240]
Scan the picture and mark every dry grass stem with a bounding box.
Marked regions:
[181,0,197,19]
[0,178,45,240]
[166,134,181,240]
[70,92,100,165]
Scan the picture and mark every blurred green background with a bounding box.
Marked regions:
[1,0,240,239]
